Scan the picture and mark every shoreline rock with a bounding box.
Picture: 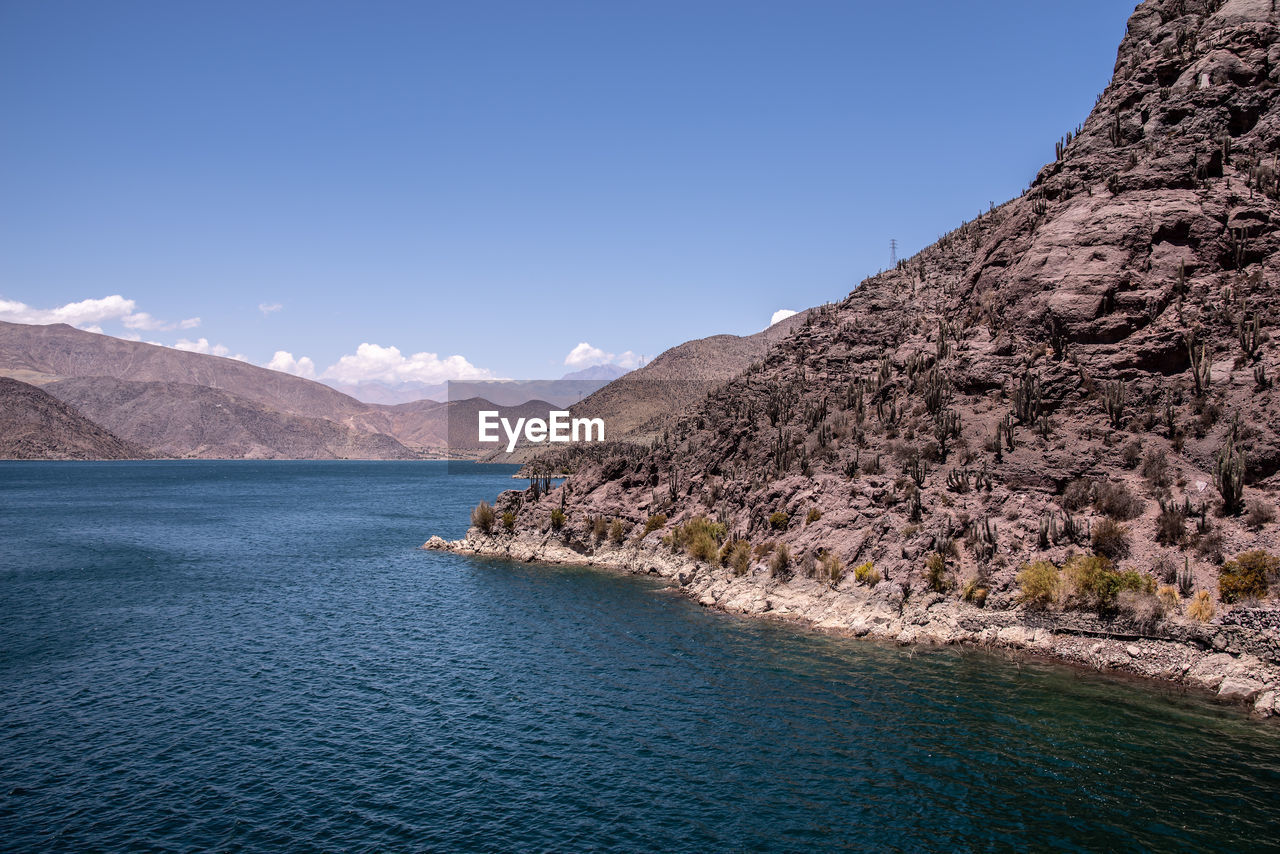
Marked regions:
[425,529,1280,720]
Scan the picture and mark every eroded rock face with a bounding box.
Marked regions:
[443,0,1280,718]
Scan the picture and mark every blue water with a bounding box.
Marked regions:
[1,461,1278,852]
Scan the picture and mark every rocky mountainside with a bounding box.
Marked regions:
[452,0,1280,712]
[46,377,417,460]
[0,377,146,459]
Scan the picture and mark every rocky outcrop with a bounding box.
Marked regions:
[435,0,1280,720]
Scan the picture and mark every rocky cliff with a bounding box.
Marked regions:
[443,0,1280,716]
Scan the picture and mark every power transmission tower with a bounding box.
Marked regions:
[889,238,898,266]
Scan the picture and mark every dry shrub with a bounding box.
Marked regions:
[1246,498,1276,531]
[1187,590,1215,622]
[1094,480,1144,520]
[770,544,792,580]
[471,501,496,534]
[1091,518,1131,560]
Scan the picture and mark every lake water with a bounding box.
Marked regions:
[1,460,1278,852]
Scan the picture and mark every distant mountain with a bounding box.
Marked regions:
[321,380,446,405]
[561,309,811,441]
[0,377,146,460]
[560,364,631,382]
[46,377,415,460]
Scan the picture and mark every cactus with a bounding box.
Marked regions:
[1187,336,1211,396]
[970,516,997,561]
[1038,512,1059,549]
[946,468,971,494]
[1102,380,1126,430]
[1108,113,1122,147]
[905,456,927,488]
[1238,311,1262,359]
[934,408,961,462]
[1255,364,1269,390]
[1215,434,1246,515]
[1012,369,1042,425]
[1177,557,1194,598]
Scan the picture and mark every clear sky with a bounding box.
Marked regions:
[0,0,1136,384]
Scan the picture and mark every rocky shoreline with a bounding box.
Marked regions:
[425,529,1280,720]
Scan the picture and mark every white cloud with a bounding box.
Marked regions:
[770,309,798,327]
[0,294,200,332]
[259,302,283,316]
[564,341,641,369]
[267,350,316,378]
[322,342,495,385]
[173,337,248,362]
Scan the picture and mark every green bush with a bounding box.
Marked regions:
[471,501,496,534]
[1219,550,1280,603]
[806,507,823,526]
[853,561,880,586]
[550,507,566,531]
[643,513,668,536]
[608,518,626,544]
[1063,554,1151,611]
[769,511,790,530]
[501,511,516,532]
[1018,560,1060,608]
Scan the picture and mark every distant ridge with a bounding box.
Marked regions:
[0,377,146,460]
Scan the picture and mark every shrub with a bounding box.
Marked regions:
[1156,584,1180,615]
[1062,478,1093,510]
[770,544,792,579]
[471,501,496,534]
[853,561,880,586]
[769,511,790,530]
[1155,501,1185,546]
[925,552,952,593]
[821,552,844,584]
[1063,554,1151,611]
[1121,439,1143,469]
[591,516,607,540]
[608,518,626,544]
[1141,447,1171,489]
[671,516,727,562]
[1018,560,1060,608]
[806,507,823,526]
[1218,550,1280,603]
[1245,498,1276,530]
[1117,590,1161,627]
[1187,590,1215,622]
[727,540,752,576]
[643,513,668,536]
[550,507,566,531]
[753,541,776,559]
[961,578,989,607]
[1091,518,1131,560]
[502,511,516,532]
[1094,480,1144,520]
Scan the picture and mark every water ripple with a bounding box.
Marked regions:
[2,461,1279,852]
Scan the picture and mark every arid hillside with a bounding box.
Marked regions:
[0,377,147,460]
[488,0,1280,636]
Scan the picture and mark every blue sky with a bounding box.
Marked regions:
[0,0,1134,384]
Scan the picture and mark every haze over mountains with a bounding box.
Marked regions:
[0,313,800,459]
